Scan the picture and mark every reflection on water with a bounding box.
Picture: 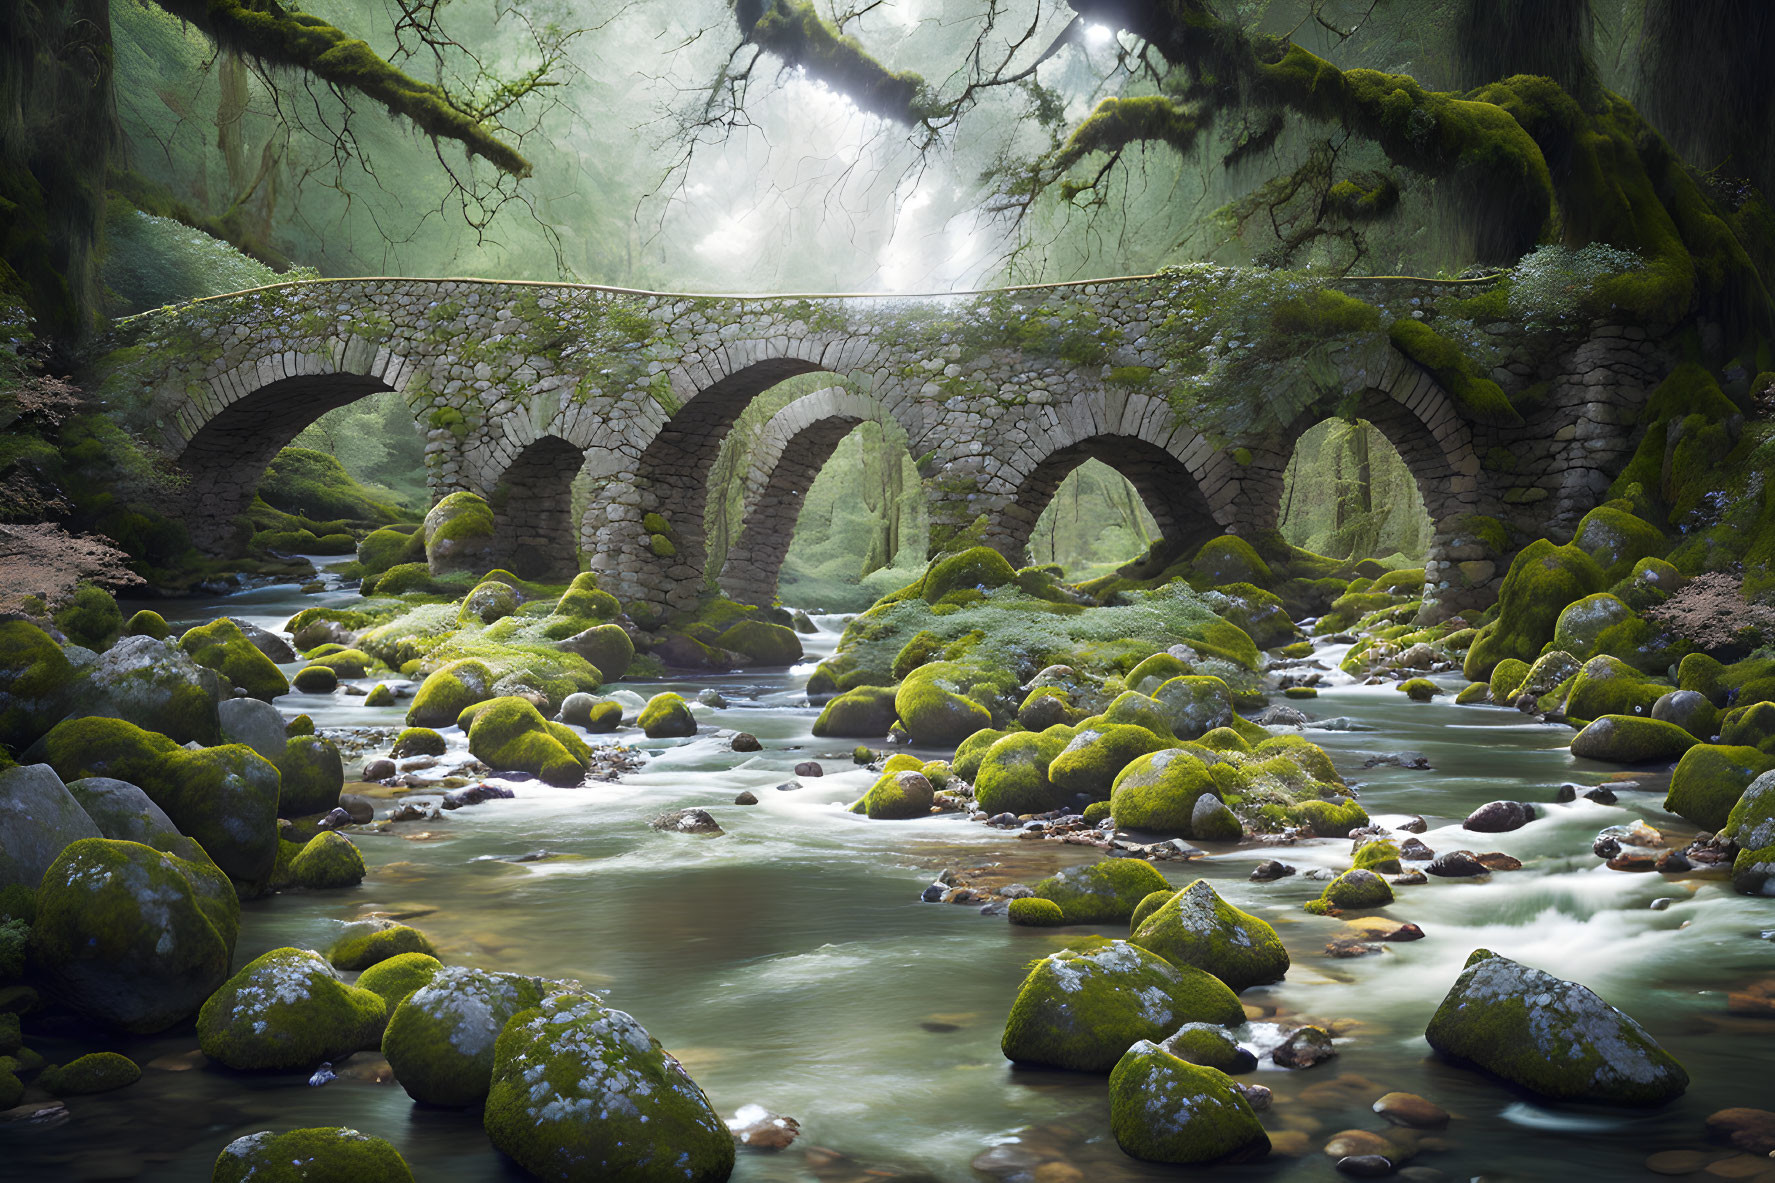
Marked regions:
[24,583,1775,1181]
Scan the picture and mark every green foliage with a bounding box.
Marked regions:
[259,447,408,526]
[1388,318,1522,426]
[1269,288,1379,337]
[53,583,122,650]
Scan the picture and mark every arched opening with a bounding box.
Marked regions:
[490,435,588,580]
[1277,418,1433,563]
[1004,435,1223,572]
[178,372,396,552]
[1027,458,1161,580]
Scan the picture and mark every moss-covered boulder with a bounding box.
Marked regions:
[123,609,170,640]
[1108,1041,1270,1163]
[328,921,437,971]
[921,546,1016,602]
[812,685,898,738]
[1665,745,1775,831]
[1464,540,1606,680]
[287,832,365,888]
[1651,690,1719,741]
[1570,715,1700,764]
[1563,655,1665,720]
[53,584,122,650]
[1574,504,1665,582]
[424,490,497,575]
[485,992,734,1183]
[1151,676,1235,740]
[81,634,225,746]
[1488,657,1532,703]
[1287,796,1371,838]
[291,664,338,693]
[0,764,101,889]
[638,692,697,738]
[555,623,633,680]
[357,523,426,577]
[198,947,385,1070]
[405,658,495,728]
[1192,536,1271,587]
[178,618,289,701]
[39,1051,140,1095]
[1032,858,1171,924]
[41,717,280,882]
[275,735,343,817]
[1128,652,1194,696]
[459,580,519,626]
[1001,940,1243,1072]
[468,696,593,785]
[383,966,549,1107]
[31,838,237,1032]
[856,769,934,819]
[355,952,444,1015]
[1131,879,1289,992]
[1109,748,1219,834]
[894,663,993,746]
[1553,593,1637,659]
[1190,794,1244,842]
[1007,897,1066,926]
[1732,844,1775,895]
[214,1128,414,1183]
[1723,701,1775,751]
[717,619,803,666]
[0,620,87,752]
[1722,771,1775,852]
[1424,949,1688,1104]
[64,776,207,863]
[305,647,373,680]
[1303,868,1394,915]
[1161,1022,1255,1073]
[1048,725,1171,802]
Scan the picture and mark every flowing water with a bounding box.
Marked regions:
[14,578,1775,1181]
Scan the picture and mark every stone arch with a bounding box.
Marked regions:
[982,389,1238,566]
[716,388,902,607]
[173,337,419,552]
[486,435,587,580]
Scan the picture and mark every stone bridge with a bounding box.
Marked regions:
[88,268,1674,618]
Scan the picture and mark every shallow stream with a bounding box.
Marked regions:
[15,577,1775,1181]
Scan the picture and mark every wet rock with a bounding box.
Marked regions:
[649,808,723,836]
[197,948,384,1069]
[1337,1155,1396,1178]
[1593,834,1622,859]
[443,783,515,809]
[1364,751,1431,770]
[1235,1082,1272,1111]
[339,794,375,824]
[1424,949,1688,1103]
[1325,940,1385,958]
[1108,1040,1271,1163]
[793,761,823,777]
[1474,852,1522,871]
[217,697,290,761]
[1654,850,1691,873]
[774,780,800,792]
[734,791,758,805]
[1399,838,1435,861]
[1161,1022,1258,1073]
[315,807,355,831]
[1324,1130,1401,1160]
[387,798,441,823]
[726,1104,800,1150]
[1131,879,1290,992]
[1397,815,1427,833]
[1425,851,1488,878]
[1254,705,1310,728]
[697,689,729,709]
[361,757,396,781]
[1250,859,1296,882]
[1377,923,1425,942]
[1463,800,1535,833]
[384,966,550,1106]
[1373,1091,1448,1128]
[731,732,762,752]
[1706,1107,1775,1154]
[1583,786,1618,804]
[1272,1026,1337,1069]
[1389,870,1427,886]
[1555,784,1578,803]
[1644,1150,1711,1176]
[1607,851,1658,872]
[213,1127,412,1183]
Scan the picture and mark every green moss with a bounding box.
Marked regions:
[288,831,365,889]
[952,727,1009,781]
[392,727,446,757]
[892,629,945,679]
[1353,838,1403,873]
[276,735,344,816]
[1571,714,1700,764]
[1001,940,1242,1072]
[212,1127,414,1183]
[291,664,338,693]
[468,696,592,785]
[357,525,426,579]
[1269,287,1380,336]
[1456,681,1491,705]
[1191,536,1271,587]
[197,946,385,1070]
[921,546,1017,602]
[328,922,438,971]
[405,658,495,727]
[1574,505,1666,582]
[384,966,548,1107]
[638,692,697,739]
[0,619,84,752]
[1007,897,1067,926]
[1130,878,1288,992]
[53,583,123,651]
[894,662,995,745]
[122,609,170,640]
[1564,655,1667,720]
[355,952,443,1015]
[1664,744,1775,830]
[1151,675,1236,740]
[856,769,934,819]
[179,617,288,700]
[1048,724,1172,802]
[39,1051,140,1096]
[717,619,803,666]
[1400,677,1441,702]
[1388,318,1523,427]
[1287,796,1370,838]
[1108,1040,1269,1163]
[1723,701,1775,751]
[1033,858,1172,924]
[1303,868,1394,915]
[975,727,1073,815]
[1464,540,1607,680]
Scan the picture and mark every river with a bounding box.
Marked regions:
[13,575,1774,1182]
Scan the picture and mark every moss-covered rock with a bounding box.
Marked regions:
[484,992,734,1183]
[405,658,495,727]
[1723,701,1775,751]
[1488,657,1531,703]
[276,735,343,816]
[468,696,592,785]
[1287,796,1371,837]
[178,618,289,701]
[1109,748,1219,834]
[383,966,549,1107]
[459,580,519,626]
[812,685,898,738]
[0,764,101,889]
[213,1127,414,1183]
[198,946,385,1070]
[0,621,86,753]
[1192,536,1271,587]
[1400,678,1441,702]
[94,633,238,747]
[1127,652,1194,696]
[1424,949,1688,1104]
[328,921,437,971]
[1553,593,1637,659]
[555,623,633,680]
[1303,868,1394,915]
[1570,715,1700,764]
[64,775,207,863]
[1732,844,1775,895]
[1464,540,1606,680]
[123,609,170,640]
[1455,681,1491,705]
[1161,1022,1254,1073]
[1679,652,1730,706]
[921,546,1016,602]
[29,838,238,1032]
[855,769,934,819]
[1563,655,1666,721]
[305,647,373,679]
[1001,940,1243,1072]
[1651,690,1718,741]
[1108,1040,1270,1163]
[1722,771,1775,852]
[1352,838,1402,874]
[39,1051,139,1095]
[53,584,123,651]
[1048,724,1171,802]
[717,619,803,666]
[1151,676,1235,740]
[391,727,447,758]
[41,717,279,882]
[291,664,338,693]
[287,831,365,889]
[357,524,426,579]
[1008,897,1066,926]
[424,490,497,575]
[355,952,444,1015]
[1664,744,1775,831]
[1189,793,1244,842]
[894,663,993,746]
[638,692,697,739]
[1574,504,1666,582]
[1131,879,1288,992]
[1032,858,1171,924]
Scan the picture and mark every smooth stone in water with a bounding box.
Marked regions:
[1272,1026,1337,1069]
[734,791,758,805]
[1462,800,1535,833]
[1426,851,1488,878]
[731,732,761,752]
[1706,1107,1775,1154]
[649,808,723,836]
[1373,1091,1448,1128]
[793,761,823,777]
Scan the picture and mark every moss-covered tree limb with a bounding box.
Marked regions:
[152,0,531,177]
[739,0,942,124]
